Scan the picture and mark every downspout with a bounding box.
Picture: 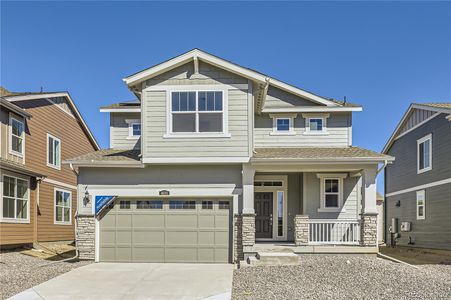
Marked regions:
[376,160,388,175]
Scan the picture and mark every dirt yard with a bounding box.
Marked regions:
[380,245,451,265]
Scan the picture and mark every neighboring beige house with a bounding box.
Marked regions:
[66,49,394,263]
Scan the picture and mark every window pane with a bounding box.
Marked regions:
[169,200,195,209]
[172,92,180,111]
[56,206,63,221]
[64,208,70,221]
[202,201,213,210]
[418,206,424,216]
[12,136,22,153]
[12,119,23,136]
[17,199,27,219]
[214,92,223,111]
[199,113,222,132]
[56,191,64,206]
[54,140,60,166]
[198,92,206,111]
[180,92,188,111]
[173,114,196,132]
[325,194,339,207]
[120,201,130,209]
[3,197,15,218]
[3,176,15,197]
[277,119,290,131]
[219,201,229,210]
[63,192,70,206]
[16,179,28,199]
[419,142,425,169]
[277,191,283,236]
[48,137,54,164]
[137,200,163,209]
[325,179,338,193]
[309,119,323,131]
[206,92,215,111]
[132,123,141,136]
[424,140,430,168]
[188,92,196,111]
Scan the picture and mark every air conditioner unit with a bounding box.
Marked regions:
[401,222,411,232]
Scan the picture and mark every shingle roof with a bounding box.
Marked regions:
[65,149,141,164]
[252,147,393,161]
[414,103,451,110]
[328,99,361,108]
[0,98,32,118]
[0,158,46,178]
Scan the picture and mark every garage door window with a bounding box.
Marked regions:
[119,201,130,209]
[219,201,229,210]
[169,200,195,209]
[137,200,163,209]
[202,201,213,210]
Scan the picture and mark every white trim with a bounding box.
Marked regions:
[416,190,425,220]
[8,114,25,158]
[143,157,250,164]
[1,174,30,223]
[269,113,297,136]
[47,133,61,170]
[303,113,329,135]
[263,107,362,113]
[6,93,100,150]
[43,178,77,190]
[254,175,288,241]
[417,134,432,174]
[54,187,72,225]
[95,218,100,262]
[99,108,141,113]
[144,84,248,91]
[124,49,339,107]
[125,119,141,139]
[165,88,229,137]
[316,173,347,213]
[386,178,451,197]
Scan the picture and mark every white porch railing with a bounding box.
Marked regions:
[308,219,361,245]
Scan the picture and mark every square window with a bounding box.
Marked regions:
[173,114,196,132]
[137,200,163,209]
[218,201,229,210]
[276,119,290,131]
[131,123,141,136]
[325,194,339,207]
[119,201,130,209]
[199,113,222,132]
[202,201,213,210]
[169,200,195,210]
[309,118,323,131]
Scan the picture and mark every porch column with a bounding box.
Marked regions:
[360,167,378,247]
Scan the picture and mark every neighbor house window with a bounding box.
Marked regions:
[317,174,346,212]
[170,91,226,134]
[54,188,71,224]
[9,116,25,156]
[2,175,29,222]
[416,190,425,220]
[47,133,61,169]
[126,119,141,138]
[270,114,296,135]
[417,134,432,174]
[303,113,329,134]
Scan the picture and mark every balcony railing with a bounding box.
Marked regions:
[308,219,361,245]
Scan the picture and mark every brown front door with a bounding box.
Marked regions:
[255,192,273,239]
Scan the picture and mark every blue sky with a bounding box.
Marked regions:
[2,1,450,191]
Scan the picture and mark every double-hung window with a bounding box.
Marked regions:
[9,116,24,156]
[55,188,71,224]
[317,174,346,212]
[47,133,61,169]
[170,91,226,135]
[303,113,329,135]
[417,134,432,174]
[2,175,29,222]
[416,190,425,220]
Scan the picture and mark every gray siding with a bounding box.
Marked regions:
[303,173,360,220]
[385,183,451,250]
[386,113,451,193]
[110,112,141,149]
[399,108,436,136]
[254,112,351,147]
[264,86,321,108]
[141,62,250,160]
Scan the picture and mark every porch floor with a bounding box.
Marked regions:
[254,242,378,254]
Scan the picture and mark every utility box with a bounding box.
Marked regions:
[401,222,411,232]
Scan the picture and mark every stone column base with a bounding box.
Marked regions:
[234,213,255,262]
[76,214,95,260]
[294,215,309,245]
[360,213,378,247]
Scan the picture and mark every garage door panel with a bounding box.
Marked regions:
[198,215,215,228]
[198,231,215,245]
[116,230,132,244]
[117,214,132,227]
[215,215,229,228]
[99,247,115,261]
[116,247,132,261]
[198,248,215,262]
[165,247,197,263]
[133,230,165,245]
[133,247,165,262]
[100,230,116,244]
[215,231,229,245]
[215,248,229,262]
[101,213,116,227]
[166,231,197,245]
[133,214,165,228]
[166,214,197,228]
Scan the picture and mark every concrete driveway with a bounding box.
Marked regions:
[11,263,234,300]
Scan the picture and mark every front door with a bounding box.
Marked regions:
[255,192,273,239]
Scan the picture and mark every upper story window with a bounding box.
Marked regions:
[47,133,61,170]
[270,114,296,135]
[303,113,329,135]
[417,134,432,174]
[126,119,141,139]
[2,175,29,222]
[167,90,229,137]
[317,173,347,212]
[9,116,25,156]
[131,123,141,136]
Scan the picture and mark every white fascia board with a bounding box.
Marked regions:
[412,104,451,115]
[251,157,394,164]
[7,93,100,150]
[99,108,141,113]
[123,49,339,107]
[142,157,250,164]
[262,106,362,113]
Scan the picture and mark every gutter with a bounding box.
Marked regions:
[376,159,389,175]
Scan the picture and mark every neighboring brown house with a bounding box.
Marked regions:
[0,87,99,248]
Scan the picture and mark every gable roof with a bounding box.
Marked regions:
[123,49,361,111]
[2,90,100,150]
[382,102,451,154]
[0,97,32,118]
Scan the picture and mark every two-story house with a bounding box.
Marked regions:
[0,88,99,248]
[66,49,393,263]
[383,103,451,250]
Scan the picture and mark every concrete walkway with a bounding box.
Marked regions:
[10,263,234,300]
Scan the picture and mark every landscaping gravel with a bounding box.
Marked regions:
[0,250,91,299]
[232,255,451,300]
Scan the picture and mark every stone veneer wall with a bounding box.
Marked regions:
[361,214,378,247]
[294,215,309,245]
[234,214,255,262]
[76,215,95,260]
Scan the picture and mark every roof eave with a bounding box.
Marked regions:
[251,157,394,164]
[262,106,362,113]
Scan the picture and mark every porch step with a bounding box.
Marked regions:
[246,251,300,266]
